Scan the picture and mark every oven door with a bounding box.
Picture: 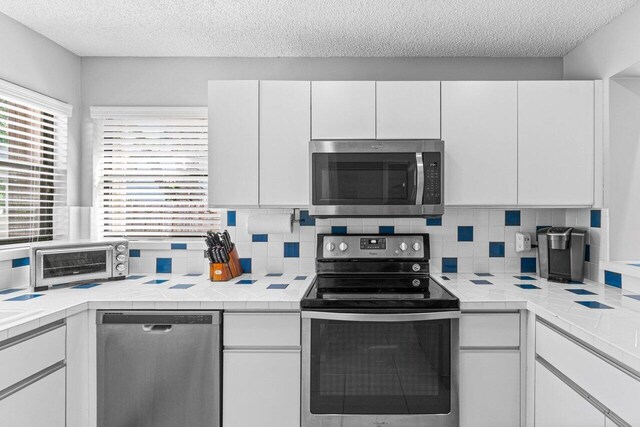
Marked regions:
[302,311,459,427]
[309,140,444,217]
[35,246,114,288]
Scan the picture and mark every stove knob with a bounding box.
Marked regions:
[399,242,408,251]
[412,263,421,272]
[412,279,421,287]
[412,242,421,251]
[116,254,126,262]
[116,244,126,252]
[116,263,126,272]
[325,242,335,251]
[339,242,348,252]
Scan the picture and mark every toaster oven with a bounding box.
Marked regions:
[30,240,129,291]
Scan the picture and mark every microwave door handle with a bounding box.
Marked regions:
[415,153,424,205]
[302,311,461,322]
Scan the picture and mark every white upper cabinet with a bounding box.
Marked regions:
[208,80,259,207]
[442,81,518,205]
[311,81,376,139]
[259,81,310,207]
[518,81,594,206]
[376,81,441,139]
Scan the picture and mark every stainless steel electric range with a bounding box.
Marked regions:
[301,233,460,427]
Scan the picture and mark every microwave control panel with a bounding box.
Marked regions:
[422,152,441,205]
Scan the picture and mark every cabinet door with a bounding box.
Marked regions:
[518,81,594,206]
[0,367,66,427]
[260,81,311,206]
[460,350,521,427]
[535,361,604,427]
[208,80,259,207]
[223,350,300,427]
[311,81,375,139]
[376,81,440,139]
[442,81,518,205]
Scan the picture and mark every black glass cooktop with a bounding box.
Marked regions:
[301,274,459,311]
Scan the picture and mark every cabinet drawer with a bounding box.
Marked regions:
[536,320,640,425]
[0,322,66,391]
[224,312,300,347]
[460,312,520,348]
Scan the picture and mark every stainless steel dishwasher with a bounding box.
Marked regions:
[97,311,221,427]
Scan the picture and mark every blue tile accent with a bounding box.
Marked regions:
[442,258,458,273]
[0,288,21,294]
[284,242,300,258]
[625,295,640,301]
[629,263,640,267]
[266,273,282,277]
[299,210,315,226]
[440,276,450,280]
[145,279,168,284]
[126,275,146,280]
[171,243,187,250]
[12,257,29,268]
[227,210,236,226]
[585,244,591,262]
[294,275,307,280]
[505,210,521,226]
[576,301,613,309]
[475,273,493,277]
[521,258,536,273]
[604,270,622,288]
[489,242,505,258]
[252,234,268,242]
[236,279,257,285]
[457,226,474,242]
[590,210,601,228]
[515,284,540,289]
[129,249,141,258]
[331,226,347,235]
[156,258,172,274]
[471,279,493,285]
[379,226,395,235]
[239,258,252,273]
[267,283,289,289]
[184,273,202,276]
[426,217,442,226]
[170,284,194,289]
[72,283,100,289]
[566,289,597,295]
[514,275,535,280]
[5,294,43,301]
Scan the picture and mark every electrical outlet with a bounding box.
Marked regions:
[515,232,532,253]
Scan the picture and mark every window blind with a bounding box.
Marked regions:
[0,80,71,245]
[93,107,219,238]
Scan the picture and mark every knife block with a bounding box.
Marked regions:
[209,246,243,282]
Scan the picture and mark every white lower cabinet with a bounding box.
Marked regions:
[223,349,300,427]
[460,350,521,427]
[534,360,604,427]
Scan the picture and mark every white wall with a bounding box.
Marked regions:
[80,56,563,205]
[0,12,82,207]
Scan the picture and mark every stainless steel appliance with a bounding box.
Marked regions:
[97,311,221,427]
[30,239,129,291]
[301,233,460,427]
[537,227,587,283]
[309,140,444,218]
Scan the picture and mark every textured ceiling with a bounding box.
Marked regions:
[0,0,637,57]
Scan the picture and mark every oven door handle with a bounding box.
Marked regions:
[415,152,424,205]
[301,311,460,322]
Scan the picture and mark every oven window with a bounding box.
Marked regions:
[309,319,451,414]
[41,250,108,279]
[312,153,417,205]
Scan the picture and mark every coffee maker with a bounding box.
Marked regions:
[537,227,587,283]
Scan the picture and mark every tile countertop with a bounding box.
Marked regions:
[0,273,314,340]
[432,273,640,373]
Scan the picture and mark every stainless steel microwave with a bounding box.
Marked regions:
[309,139,444,217]
[30,239,129,291]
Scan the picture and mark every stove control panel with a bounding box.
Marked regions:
[321,235,426,259]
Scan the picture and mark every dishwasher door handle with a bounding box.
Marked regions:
[142,324,173,333]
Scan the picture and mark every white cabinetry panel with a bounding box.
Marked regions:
[442,81,518,205]
[208,80,259,207]
[311,81,376,139]
[460,312,520,348]
[518,81,594,206]
[460,350,521,427]
[260,81,310,206]
[376,81,440,139]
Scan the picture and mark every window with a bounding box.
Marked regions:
[0,80,71,245]
[92,107,219,239]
